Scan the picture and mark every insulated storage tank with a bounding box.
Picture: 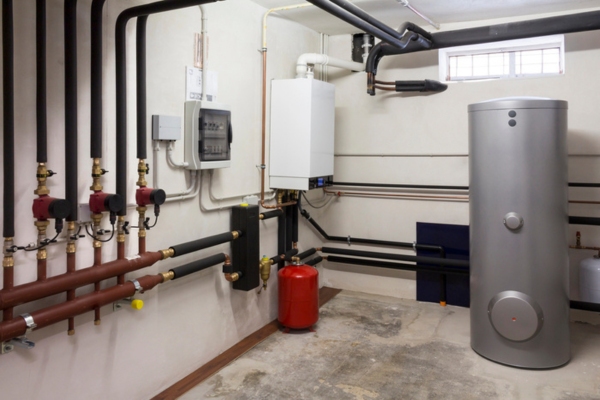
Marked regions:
[469,97,569,368]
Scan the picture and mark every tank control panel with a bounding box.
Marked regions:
[184,101,232,170]
[308,175,333,190]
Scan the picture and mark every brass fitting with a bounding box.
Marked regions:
[277,190,284,205]
[91,213,103,227]
[94,320,101,326]
[136,159,148,187]
[117,216,126,243]
[259,256,273,290]
[68,330,75,336]
[160,271,175,282]
[160,248,175,259]
[224,272,240,282]
[293,242,298,250]
[34,163,50,196]
[37,248,47,260]
[137,206,147,238]
[66,222,76,253]
[3,238,14,268]
[232,231,240,240]
[291,256,300,264]
[90,158,103,192]
[91,213,103,248]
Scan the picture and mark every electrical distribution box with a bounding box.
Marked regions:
[269,79,334,191]
[184,101,232,170]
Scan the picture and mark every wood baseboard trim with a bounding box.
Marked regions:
[152,286,342,400]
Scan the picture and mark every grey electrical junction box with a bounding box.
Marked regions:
[152,115,182,141]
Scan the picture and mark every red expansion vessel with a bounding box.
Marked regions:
[278,263,319,330]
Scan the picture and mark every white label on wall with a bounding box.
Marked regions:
[186,66,218,101]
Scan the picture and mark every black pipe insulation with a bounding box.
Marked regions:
[292,200,299,244]
[569,217,600,226]
[36,0,47,163]
[367,10,600,75]
[136,16,148,160]
[286,200,294,251]
[305,256,323,267]
[65,0,78,221]
[334,181,600,190]
[3,0,14,238]
[297,248,317,261]
[115,0,217,215]
[394,79,447,93]
[326,255,470,276]
[277,209,286,269]
[570,300,600,313]
[328,0,408,42]
[170,253,227,280]
[169,231,241,258]
[300,208,445,256]
[260,209,283,220]
[269,248,298,265]
[321,247,470,269]
[90,0,106,158]
[305,0,430,51]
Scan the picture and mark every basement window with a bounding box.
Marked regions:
[438,35,564,82]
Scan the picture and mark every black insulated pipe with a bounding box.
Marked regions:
[90,0,106,158]
[260,209,283,220]
[115,0,217,215]
[36,0,47,163]
[277,209,286,269]
[170,253,227,280]
[570,300,600,313]
[3,0,14,237]
[270,248,299,265]
[170,231,241,258]
[306,0,429,50]
[569,217,600,226]
[394,79,447,93]
[305,256,323,266]
[292,202,299,244]
[297,248,317,261]
[326,255,470,276]
[136,16,148,160]
[65,0,78,221]
[321,247,470,269]
[569,183,600,188]
[328,0,408,42]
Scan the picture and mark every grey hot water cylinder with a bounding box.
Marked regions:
[469,97,569,369]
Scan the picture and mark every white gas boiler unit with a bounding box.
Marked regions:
[269,78,334,191]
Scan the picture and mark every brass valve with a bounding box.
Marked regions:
[259,256,274,290]
[136,159,148,187]
[34,163,50,196]
[90,158,104,192]
[3,238,14,268]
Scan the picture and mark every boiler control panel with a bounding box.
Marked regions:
[308,175,333,190]
[184,101,232,170]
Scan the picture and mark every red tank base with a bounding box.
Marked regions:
[282,326,316,334]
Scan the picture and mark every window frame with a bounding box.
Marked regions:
[438,35,565,82]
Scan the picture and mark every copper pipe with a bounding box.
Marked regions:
[325,188,469,201]
[0,251,164,311]
[139,236,146,254]
[0,273,165,343]
[37,258,47,281]
[374,80,395,85]
[93,244,101,325]
[117,240,125,285]
[67,251,76,335]
[374,85,396,91]
[2,265,13,321]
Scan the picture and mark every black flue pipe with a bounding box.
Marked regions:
[3,0,14,238]
[36,0,47,163]
[170,253,227,280]
[136,16,148,160]
[90,0,106,158]
[169,231,241,258]
[321,247,470,269]
[65,0,78,221]
[306,0,429,50]
[326,255,469,276]
[115,0,218,216]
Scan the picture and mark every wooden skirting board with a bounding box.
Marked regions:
[152,287,342,400]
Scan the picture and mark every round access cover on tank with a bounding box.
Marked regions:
[488,291,544,342]
[468,96,568,112]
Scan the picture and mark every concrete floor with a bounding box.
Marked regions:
[181,291,600,400]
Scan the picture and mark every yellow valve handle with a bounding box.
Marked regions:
[130,299,144,310]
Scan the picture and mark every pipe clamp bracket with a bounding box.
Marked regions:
[21,313,37,334]
[130,279,142,294]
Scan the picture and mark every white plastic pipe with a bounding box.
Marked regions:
[296,53,364,79]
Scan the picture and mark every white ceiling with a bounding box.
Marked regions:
[251,0,600,35]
